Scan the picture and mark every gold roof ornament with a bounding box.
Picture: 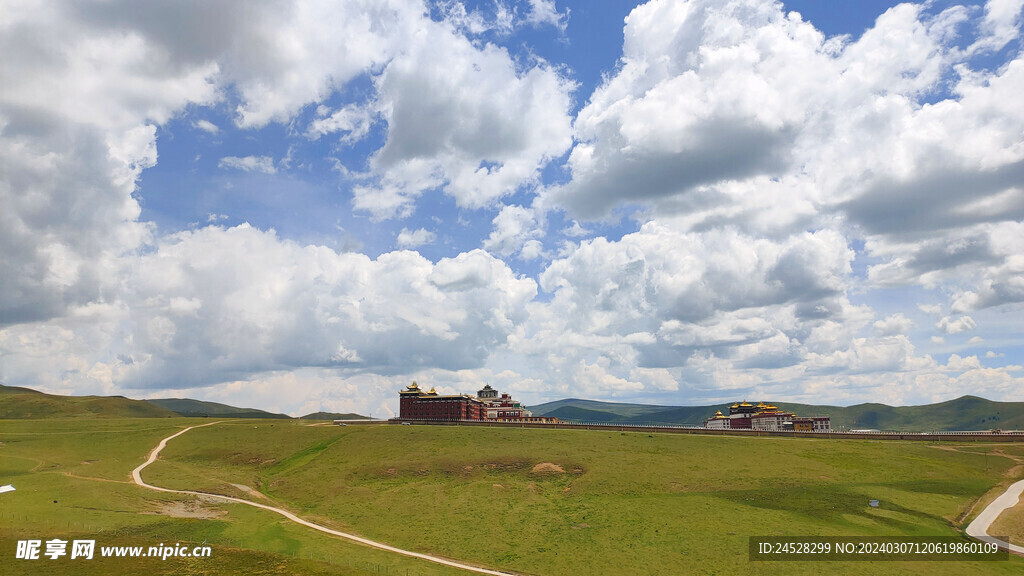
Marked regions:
[740,400,752,407]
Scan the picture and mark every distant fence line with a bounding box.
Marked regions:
[388,419,1024,442]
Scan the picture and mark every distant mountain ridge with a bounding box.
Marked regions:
[299,411,371,420]
[3,383,1018,430]
[144,398,293,419]
[530,396,1024,432]
[0,384,177,419]
[0,384,369,420]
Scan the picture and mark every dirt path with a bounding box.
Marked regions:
[63,472,132,485]
[966,479,1024,556]
[132,422,520,576]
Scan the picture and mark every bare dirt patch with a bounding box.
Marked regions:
[153,500,225,519]
[230,483,268,500]
[482,460,527,472]
[530,462,565,475]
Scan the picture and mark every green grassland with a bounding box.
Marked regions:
[3,416,1023,575]
[0,418,471,576]
[140,421,1024,575]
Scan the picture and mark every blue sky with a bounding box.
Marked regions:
[1,0,1022,417]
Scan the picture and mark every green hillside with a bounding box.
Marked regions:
[530,397,674,418]
[0,384,177,419]
[299,411,371,420]
[543,405,623,422]
[0,385,366,421]
[145,398,292,419]
[621,405,726,426]
[531,395,1024,431]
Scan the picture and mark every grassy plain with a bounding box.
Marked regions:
[0,418,470,576]
[143,421,1024,575]
[3,416,1023,574]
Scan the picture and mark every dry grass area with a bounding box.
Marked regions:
[529,462,565,474]
[988,498,1024,546]
[151,498,227,519]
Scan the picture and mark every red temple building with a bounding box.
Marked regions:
[399,382,488,421]
[704,400,829,431]
[398,382,555,422]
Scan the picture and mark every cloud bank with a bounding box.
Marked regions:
[1,0,1022,415]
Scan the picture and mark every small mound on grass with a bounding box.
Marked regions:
[530,462,565,475]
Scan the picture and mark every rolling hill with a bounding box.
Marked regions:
[299,411,372,420]
[143,398,293,419]
[0,385,370,420]
[0,384,178,419]
[530,396,1024,431]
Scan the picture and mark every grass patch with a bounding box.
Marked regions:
[145,422,1024,575]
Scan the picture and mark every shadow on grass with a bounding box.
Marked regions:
[710,483,955,533]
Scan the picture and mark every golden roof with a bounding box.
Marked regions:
[740,400,752,407]
[730,403,739,408]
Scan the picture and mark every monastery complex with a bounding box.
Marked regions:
[705,401,830,431]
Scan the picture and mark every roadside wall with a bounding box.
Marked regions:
[391,419,1024,442]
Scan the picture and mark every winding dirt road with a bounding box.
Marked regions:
[966,479,1024,556]
[132,422,520,575]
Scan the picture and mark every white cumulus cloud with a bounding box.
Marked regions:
[396,227,437,248]
[218,156,277,174]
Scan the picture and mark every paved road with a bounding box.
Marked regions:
[966,479,1024,556]
[132,423,521,576]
